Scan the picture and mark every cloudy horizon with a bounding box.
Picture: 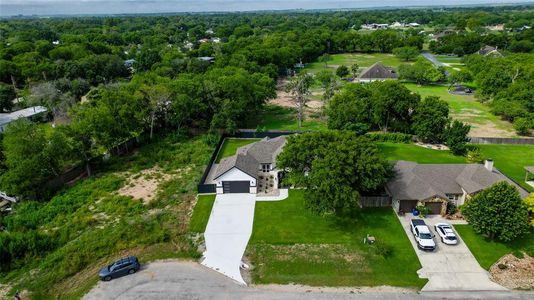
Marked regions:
[1,0,534,16]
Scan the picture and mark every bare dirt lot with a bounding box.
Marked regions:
[117,167,172,204]
[270,79,323,116]
[491,253,534,290]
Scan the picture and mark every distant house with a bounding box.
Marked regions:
[431,29,456,41]
[357,62,398,83]
[485,24,504,31]
[197,56,215,63]
[391,21,404,28]
[199,38,210,43]
[387,160,529,215]
[477,45,502,57]
[407,22,421,27]
[209,136,287,194]
[361,23,389,30]
[0,106,48,133]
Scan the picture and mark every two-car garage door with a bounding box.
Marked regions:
[222,181,250,193]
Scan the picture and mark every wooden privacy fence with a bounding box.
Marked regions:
[360,196,392,208]
[469,137,534,145]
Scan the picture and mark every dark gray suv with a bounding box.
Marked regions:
[99,256,140,281]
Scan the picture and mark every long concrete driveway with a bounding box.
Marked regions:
[201,193,256,285]
[398,215,508,292]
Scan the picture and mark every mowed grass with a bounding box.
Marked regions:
[477,144,534,192]
[215,138,260,162]
[455,225,534,270]
[255,105,327,131]
[305,53,411,74]
[404,84,515,135]
[247,190,426,288]
[377,142,534,192]
[378,142,466,164]
[189,194,216,232]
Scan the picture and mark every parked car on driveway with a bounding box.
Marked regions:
[410,219,436,251]
[99,256,140,281]
[435,223,458,245]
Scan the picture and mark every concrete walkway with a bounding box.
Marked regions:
[398,214,508,292]
[202,193,256,285]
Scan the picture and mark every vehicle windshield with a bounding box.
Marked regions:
[446,236,457,240]
[420,233,432,239]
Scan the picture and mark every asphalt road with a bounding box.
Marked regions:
[83,260,533,300]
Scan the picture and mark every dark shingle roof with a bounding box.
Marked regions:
[386,161,529,200]
[478,45,502,56]
[358,62,398,80]
[213,136,287,180]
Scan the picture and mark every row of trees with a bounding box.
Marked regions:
[464,53,534,135]
[0,67,274,199]
[327,81,471,154]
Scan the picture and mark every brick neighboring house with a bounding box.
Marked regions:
[357,62,398,83]
[386,159,529,215]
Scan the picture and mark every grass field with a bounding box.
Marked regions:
[190,194,216,232]
[305,53,411,74]
[255,105,327,131]
[455,225,534,270]
[215,138,260,163]
[247,190,426,288]
[377,142,534,192]
[404,84,516,137]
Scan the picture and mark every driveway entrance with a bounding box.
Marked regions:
[398,214,508,292]
[202,193,255,284]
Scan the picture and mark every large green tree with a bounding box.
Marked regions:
[285,72,314,128]
[277,131,391,215]
[412,96,450,143]
[462,182,530,242]
[0,83,15,112]
[399,57,445,84]
[444,120,471,155]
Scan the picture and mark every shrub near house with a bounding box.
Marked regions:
[462,181,530,242]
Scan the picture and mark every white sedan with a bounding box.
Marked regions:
[434,223,458,245]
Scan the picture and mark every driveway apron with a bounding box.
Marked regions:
[201,193,256,285]
[398,214,508,292]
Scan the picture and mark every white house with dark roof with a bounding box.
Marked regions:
[387,159,529,215]
[211,136,287,194]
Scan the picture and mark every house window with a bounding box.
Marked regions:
[446,194,460,205]
[261,164,271,172]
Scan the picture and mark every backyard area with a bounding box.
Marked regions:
[246,190,426,288]
[304,53,412,74]
[215,138,260,162]
[405,84,516,137]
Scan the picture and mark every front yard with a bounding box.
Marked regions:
[455,225,534,270]
[246,190,426,288]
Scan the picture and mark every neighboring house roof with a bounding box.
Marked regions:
[386,160,529,200]
[525,166,534,174]
[358,62,398,80]
[214,136,287,180]
[0,106,48,127]
[478,45,502,56]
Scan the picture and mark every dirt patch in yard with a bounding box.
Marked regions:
[117,167,172,204]
[467,121,516,138]
[490,253,534,289]
[269,79,323,116]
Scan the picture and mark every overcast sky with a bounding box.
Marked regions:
[1,0,533,16]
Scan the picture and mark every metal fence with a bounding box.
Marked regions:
[469,137,534,145]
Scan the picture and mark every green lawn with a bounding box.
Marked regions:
[215,138,260,163]
[255,105,327,131]
[377,142,534,192]
[305,53,411,74]
[477,144,534,192]
[455,225,534,270]
[190,194,216,232]
[404,84,516,137]
[378,142,466,164]
[247,190,426,288]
